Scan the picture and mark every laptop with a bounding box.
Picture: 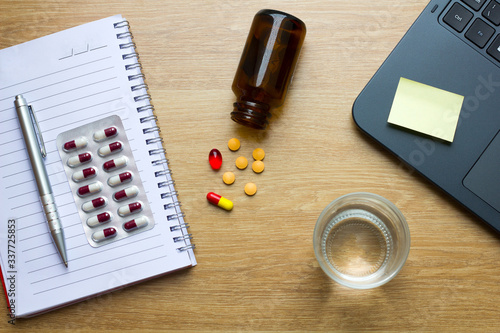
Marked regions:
[352,0,500,232]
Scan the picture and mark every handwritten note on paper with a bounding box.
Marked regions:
[387,77,464,142]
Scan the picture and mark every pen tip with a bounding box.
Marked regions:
[64,261,68,268]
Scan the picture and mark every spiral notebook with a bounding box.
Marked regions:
[0,15,196,318]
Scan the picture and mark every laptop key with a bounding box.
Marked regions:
[444,3,473,32]
[483,1,500,25]
[462,0,486,11]
[487,34,500,61]
[465,18,495,47]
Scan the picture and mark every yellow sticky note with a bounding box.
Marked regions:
[387,77,464,142]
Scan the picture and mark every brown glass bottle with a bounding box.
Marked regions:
[231,9,306,130]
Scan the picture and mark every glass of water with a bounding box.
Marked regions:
[313,192,410,289]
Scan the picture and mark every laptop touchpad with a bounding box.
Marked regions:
[464,131,500,213]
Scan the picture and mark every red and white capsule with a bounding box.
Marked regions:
[98,141,122,157]
[123,216,149,232]
[92,227,117,242]
[113,186,139,201]
[103,156,127,172]
[77,181,103,197]
[93,126,118,142]
[82,197,107,212]
[87,212,112,227]
[108,171,133,187]
[72,167,97,182]
[118,201,142,216]
[63,137,88,152]
[67,152,92,167]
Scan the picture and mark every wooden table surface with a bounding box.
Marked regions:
[2,0,500,331]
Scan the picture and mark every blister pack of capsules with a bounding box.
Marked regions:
[56,115,155,247]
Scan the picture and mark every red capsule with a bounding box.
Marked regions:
[123,216,148,231]
[105,127,117,136]
[87,212,112,227]
[72,167,97,182]
[108,172,133,187]
[79,153,91,162]
[103,156,127,171]
[93,227,117,242]
[98,141,122,156]
[64,141,76,151]
[82,167,96,177]
[113,186,139,201]
[63,137,87,151]
[97,212,111,222]
[82,197,107,212]
[94,126,118,141]
[118,201,142,216]
[77,182,102,197]
[209,148,223,170]
[68,152,92,167]
[104,228,116,237]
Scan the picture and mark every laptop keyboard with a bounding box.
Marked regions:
[443,0,500,63]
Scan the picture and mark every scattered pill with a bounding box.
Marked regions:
[94,126,118,142]
[92,227,117,242]
[227,138,241,151]
[252,160,265,173]
[252,148,265,161]
[244,182,257,196]
[72,167,97,182]
[223,171,235,185]
[118,201,143,216]
[98,141,122,156]
[108,171,133,187]
[209,148,223,170]
[82,197,107,212]
[123,216,149,231]
[235,156,248,169]
[103,156,127,171]
[87,212,112,227]
[77,182,103,197]
[63,137,88,151]
[67,152,92,167]
[207,192,233,211]
[113,185,139,201]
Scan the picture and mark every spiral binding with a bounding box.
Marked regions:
[146,137,163,145]
[113,20,195,252]
[155,170,171,177]
[161,191,178,199]
[170,223,189,231]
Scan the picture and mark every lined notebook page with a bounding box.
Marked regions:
[0,15,195,318]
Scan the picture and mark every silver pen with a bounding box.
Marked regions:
[14,95,68,267]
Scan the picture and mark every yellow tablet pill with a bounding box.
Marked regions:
[235,156,248,169]
[252,148,265,161]
[252,160,265,173]
[228,138,241,151]
[244,182,257,196]
[223,171,235,185]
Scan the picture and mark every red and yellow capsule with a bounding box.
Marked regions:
[206,192,233,211]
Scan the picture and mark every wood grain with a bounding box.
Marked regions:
[2,0,500,331]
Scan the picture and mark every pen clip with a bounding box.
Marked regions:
[28,105,47,158]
